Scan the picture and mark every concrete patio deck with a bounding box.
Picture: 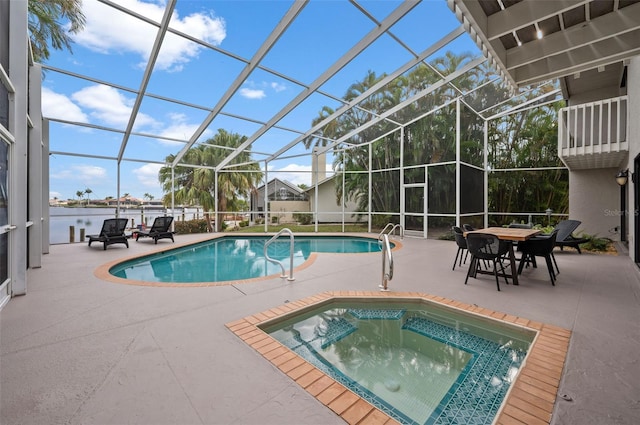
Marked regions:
[1,233,639,425]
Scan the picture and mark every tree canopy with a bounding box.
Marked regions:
[304,51,566,227]
[159,129,263,231]
[28,0,86,62]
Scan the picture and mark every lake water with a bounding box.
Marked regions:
[49,207,202,245]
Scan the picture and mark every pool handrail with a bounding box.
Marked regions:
[379,233,393,291]
[264,228,296,281]
[378,223,404,240]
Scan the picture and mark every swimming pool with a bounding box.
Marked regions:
[108,235,390,284]
[261,299,534,425]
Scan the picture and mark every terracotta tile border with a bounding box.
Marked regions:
[226,291,570,425]
[93,233,399,287]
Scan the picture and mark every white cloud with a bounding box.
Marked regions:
[239,87,266,99]
[49,191,63,199]
[271,82,286,92]
[267,163,334,187]
[51,165,107,182]
[132,163,163,189]
[74,0,226,72]
[41,87,89,123]
[71,84,158,129]
[157,113,212,146]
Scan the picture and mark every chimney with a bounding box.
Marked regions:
[312,147,326,186]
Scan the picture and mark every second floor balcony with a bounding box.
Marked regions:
[558,95,628,170]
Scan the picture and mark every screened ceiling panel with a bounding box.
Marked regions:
[43,0,614,201]
[146,40,248,106]
[123,134,187,163]
[49,124,123,158]
[257,2,378,84]
[43,1,495,174]
[220,69,309,124]
[272,92,343,135]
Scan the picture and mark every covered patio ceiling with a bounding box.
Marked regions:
[41,0,559,182]
[449,0,640,96]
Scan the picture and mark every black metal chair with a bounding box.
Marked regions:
[135,216,175,244]
[517,230,559,285]
[451,226,469,270]
[87,218,129,250]
[462,224,475,232]
[464,233,511,291]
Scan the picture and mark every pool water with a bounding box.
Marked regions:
[263,301,534,425]
[109,236,385,283]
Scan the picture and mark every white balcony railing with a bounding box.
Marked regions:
[558,95,628,169]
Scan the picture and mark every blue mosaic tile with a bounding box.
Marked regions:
[402,316,527,425]
[317,317,357,348]
[348,308,406,320]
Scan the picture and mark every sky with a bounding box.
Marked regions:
[41,0,478,202]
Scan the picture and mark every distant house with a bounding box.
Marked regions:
[304,175,360,223]
[107,196,143,206]
[251,178,309,223]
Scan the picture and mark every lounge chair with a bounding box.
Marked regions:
[135,216,174,244]
[87,218,129,250]
[554,219,589,253]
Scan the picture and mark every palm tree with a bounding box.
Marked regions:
[28,0,86,63]
[159,129,263,232]
[143,193,154,202]
[84,188,92,206]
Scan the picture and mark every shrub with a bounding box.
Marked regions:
[372,214,392,229]
[239,220,249,227]
[293,212,312,225]
[439,231,455,241]
[174,219,208,234]
[579,233,612,252]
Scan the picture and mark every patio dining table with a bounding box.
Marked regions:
[464,227,541,285]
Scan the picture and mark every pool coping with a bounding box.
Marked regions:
[94,233,401,287]
[225,291,570,425]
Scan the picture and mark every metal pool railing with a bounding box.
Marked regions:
[264,228,296,281]
[379,233,393,291]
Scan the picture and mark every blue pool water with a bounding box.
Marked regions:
[109,235,386,283]
[263,300,534,425]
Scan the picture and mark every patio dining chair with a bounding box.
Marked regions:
[517,230,559,285]
[464,233,511,291]
[462,224,476,232]
[87,218,129,250]
[135,216,175,244]
[451,226,469,270]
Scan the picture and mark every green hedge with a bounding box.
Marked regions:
[173,219,208,234]
[293,212,312,225]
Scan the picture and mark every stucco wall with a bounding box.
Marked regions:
[570,167,625,241]
[626,57,640,259]
[567,57,640,251]
[268,200,309,223]
[308,182,360,223]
